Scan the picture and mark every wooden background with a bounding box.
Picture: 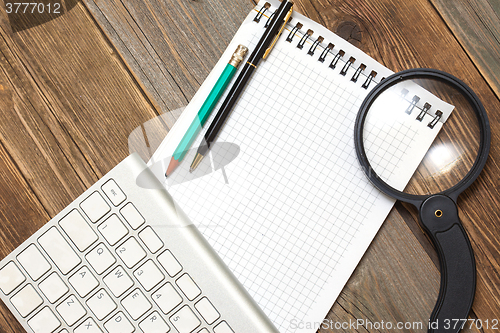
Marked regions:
[0,0,499,332]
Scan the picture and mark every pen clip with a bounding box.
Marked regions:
[263,7,293,59]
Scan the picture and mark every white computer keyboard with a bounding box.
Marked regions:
[0,154,278,333]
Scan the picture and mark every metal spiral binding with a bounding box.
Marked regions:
[297,29,313,49]
[399,90,442,128]
[405,95,420,115]
[362,71,377,88]
[351,64,366,82]
[265,12,275,28]
[329,50,344,69]
[307,36,324,55]
[428,110,443,128]
[254,3,271,23]
[417,103,432,121]
[340,57,355,76]
[252,4,380,89]
[318,43,334,63]
[286,22,302,42]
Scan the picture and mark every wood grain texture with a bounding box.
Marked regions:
[430,0,500,99]
[83,0,254,115]
[0,0,158,215]
[0,1,158,331]
[0,141,44,333]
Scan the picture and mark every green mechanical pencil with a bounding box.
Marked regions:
[165,44,248,177]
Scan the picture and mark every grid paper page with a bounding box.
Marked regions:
[150,2,452,332]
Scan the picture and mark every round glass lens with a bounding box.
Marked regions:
[361,77,480,196]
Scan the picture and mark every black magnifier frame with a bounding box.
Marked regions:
[354,68,491,333]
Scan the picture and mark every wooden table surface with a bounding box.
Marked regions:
[0,0,499,332]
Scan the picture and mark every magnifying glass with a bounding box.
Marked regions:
[354,69,490,332]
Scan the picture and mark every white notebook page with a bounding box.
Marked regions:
[150,1,454,331]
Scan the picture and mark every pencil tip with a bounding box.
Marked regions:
[165,157,180,178]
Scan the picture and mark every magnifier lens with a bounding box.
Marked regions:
[362,77,480,196]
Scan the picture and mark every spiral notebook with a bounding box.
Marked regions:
[150,1,454,332]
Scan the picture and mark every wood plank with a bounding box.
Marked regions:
[429,0,500,99]
[0,140,47,333]
[0,0,159,215]
[0,18,89,216]
[0,1,159,331]
[83,0,254,115]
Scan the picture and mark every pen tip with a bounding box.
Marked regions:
[190,153,204,172]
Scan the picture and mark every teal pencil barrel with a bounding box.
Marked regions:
[173,63,237,161]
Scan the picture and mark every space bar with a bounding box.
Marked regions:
[38,227,81,275]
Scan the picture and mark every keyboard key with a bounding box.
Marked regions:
[11,284,42,317]
[17,244,51,281]
[27,307,60,333]
[104,312,134,333]
[59,209,98,251]
[134,260,164,291]
[86,243,116,275]
[120,203,145,229]
[80,191,110,223]
[152,282,182,314]
[38,227,81,275]
[98,215,128,246]
[103,266,133,297]
[102,179,126,206]
[176,274,201,301]
[158,250,182,277]
[139,226,163,253]
[139,311,170,333]
[86,289,116,320]
[170,305,201,333]
[75,318,102,333]
[121,288,151,320]
[69,266,99,297]
[214,321,234,333]
[39,272,68,303]
[195,297,220,324]
[198,329,209,333]
[56,294,86,326]
[116,237,146,268]
[0,262,25,295]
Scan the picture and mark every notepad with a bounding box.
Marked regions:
[150,1,454,332]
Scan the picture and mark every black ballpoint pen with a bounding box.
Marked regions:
[190,0,294,172]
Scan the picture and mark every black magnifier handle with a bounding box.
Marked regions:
[419,195,476,333]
